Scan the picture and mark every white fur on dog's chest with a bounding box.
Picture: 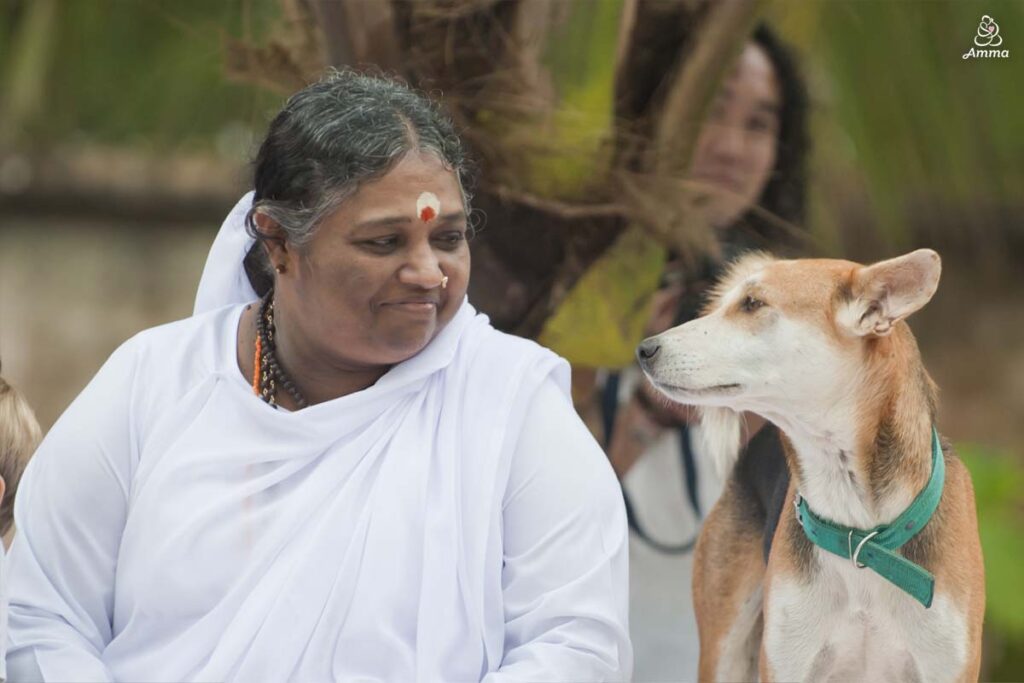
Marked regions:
[764,552,968,683]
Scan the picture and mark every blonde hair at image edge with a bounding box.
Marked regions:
[0,368,42,547]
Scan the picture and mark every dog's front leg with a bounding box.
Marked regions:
[693,485,765,682]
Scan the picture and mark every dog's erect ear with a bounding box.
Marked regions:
[699,407,742,479]
[838,249,941,337]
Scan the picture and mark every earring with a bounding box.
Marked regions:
[440,275,449,289]
[274,264,286,274]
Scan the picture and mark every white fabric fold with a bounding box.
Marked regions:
[193,192,257,315]
[6,301,631,681]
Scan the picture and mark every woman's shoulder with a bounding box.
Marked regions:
[112,304,245,392]
[127,305,237,362]
[466,317,564,367]
[35,305,247,461]
[446,317,572,420]
[461,317,569,385]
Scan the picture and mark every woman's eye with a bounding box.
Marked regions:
[741,296,765,313]
[433,232,466,250]
[363,237,399,251]
[746,115,777,135]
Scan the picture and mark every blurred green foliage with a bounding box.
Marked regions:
[0,0,282,153]
[539,228,665,366]
[959,444,1024,638]
[527,0,622,199]
[958,443,1024,680]
[770,1,1024,253]
[2,0,1021,239]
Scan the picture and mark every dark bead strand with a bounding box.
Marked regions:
[265,299,308,409]
[255,291,308,409]
[259,296,281,406]
[270,361,305,407]
[261,305,282,405]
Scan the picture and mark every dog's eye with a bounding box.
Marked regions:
[741,296,765,313]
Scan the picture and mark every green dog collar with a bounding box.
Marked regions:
[794,428,944,608]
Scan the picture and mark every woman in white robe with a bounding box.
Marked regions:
[6,70,631,682]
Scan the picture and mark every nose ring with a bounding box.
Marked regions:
[440,275,449,289]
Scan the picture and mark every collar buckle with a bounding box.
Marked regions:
[848,529,880,569]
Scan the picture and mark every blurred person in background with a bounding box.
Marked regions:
[594,23,810,678]
[0,360,44,682]
[5,70,631,682]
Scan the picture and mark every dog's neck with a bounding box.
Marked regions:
[765,326,936,530]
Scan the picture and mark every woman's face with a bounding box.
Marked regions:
[688,43,782,230]
[273,151,470,369]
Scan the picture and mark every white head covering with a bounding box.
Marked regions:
[193,192,258,315]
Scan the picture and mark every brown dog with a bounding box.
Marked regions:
[637,250,984,682]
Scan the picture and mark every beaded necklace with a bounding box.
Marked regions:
[253,292,309,409]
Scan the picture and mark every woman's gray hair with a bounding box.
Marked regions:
[244,68,474,293]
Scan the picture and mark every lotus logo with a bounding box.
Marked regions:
[964,15,1009,59]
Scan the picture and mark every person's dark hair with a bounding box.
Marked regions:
[674,23,812,321]
[243,68,475,295]
[727,23,811,254]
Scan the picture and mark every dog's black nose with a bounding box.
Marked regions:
[636,339,661,369]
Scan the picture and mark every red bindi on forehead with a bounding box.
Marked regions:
[416,191,441,223]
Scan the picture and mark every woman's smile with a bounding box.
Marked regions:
[380,299,440,316]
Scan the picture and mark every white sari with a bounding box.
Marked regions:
[6,195,631,682]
